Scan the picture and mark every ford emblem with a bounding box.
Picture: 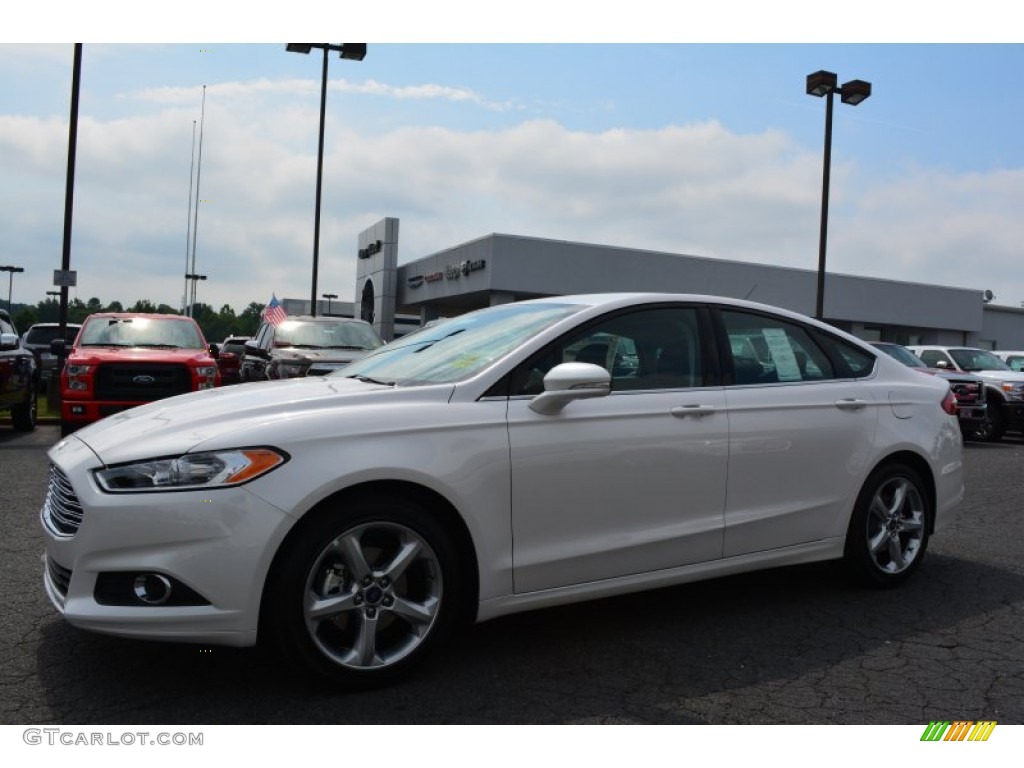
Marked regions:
[133,375,156,385]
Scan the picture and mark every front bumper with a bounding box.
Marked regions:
[41,440,296,646]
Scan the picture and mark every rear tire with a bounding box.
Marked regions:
[843,463,931,588]
[263,493,463,688]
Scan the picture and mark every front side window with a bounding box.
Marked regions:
[510,306,706,395]
[918,350,952,369]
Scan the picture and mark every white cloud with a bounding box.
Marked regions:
[3,77,1024,315]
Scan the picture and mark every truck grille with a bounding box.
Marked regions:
[950,380,984,406]
[42,464,84,536]
[94,363,191,401]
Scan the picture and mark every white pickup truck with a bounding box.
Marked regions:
[908,345,1024,442]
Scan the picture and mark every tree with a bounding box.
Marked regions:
[13,307,38,332]
[238,301,265,336]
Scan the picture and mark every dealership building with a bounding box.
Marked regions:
[285,217,1024,350]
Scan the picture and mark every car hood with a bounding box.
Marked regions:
[275,347,372,363]
[69,347,215,365]
[66,376,455,465]
[927,369,983,381]
[964,368,1024,380]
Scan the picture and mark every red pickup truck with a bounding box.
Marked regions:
[55,313,219,436]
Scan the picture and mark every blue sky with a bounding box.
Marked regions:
[2,4,1022,316]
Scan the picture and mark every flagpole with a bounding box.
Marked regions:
[189,85,206,317]
[183,119,196,314]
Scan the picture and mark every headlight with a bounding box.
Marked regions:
[94,448,288,493]
[196,365,218,378]
[66,364,92,376]
[1001,382,1024,401]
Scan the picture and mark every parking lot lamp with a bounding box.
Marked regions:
[185,273,207,313]
[322,292,338,315]
[1,265,25,310]
[806,70,871,320]
[286,43,367,317]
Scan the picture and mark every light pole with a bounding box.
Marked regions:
[185,273,207,313]
[806,70,871,320]
[322,292,338,315]
[286,43,367,317]
[0,265,25,310]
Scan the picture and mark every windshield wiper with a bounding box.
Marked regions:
[327,345,369,350]
[134,343,182,349]
[346,374,396,386]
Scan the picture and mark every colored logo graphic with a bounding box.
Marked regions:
[921,721,997,742]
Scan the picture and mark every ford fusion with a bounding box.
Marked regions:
[41,294,964,687]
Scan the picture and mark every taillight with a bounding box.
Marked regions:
[941,390,957,416]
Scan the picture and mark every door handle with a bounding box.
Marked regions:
[835,398,868,411]
[671,405,716,418]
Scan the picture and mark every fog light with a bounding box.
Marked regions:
[70,405,85,415]
[133,573,172,605]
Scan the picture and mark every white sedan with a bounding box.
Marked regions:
[41,293,964,687]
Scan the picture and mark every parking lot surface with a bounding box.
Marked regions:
[2,426,1022,724]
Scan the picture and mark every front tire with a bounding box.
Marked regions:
[843,463,930,588]
[972,404,1004,442]
[11,387,37,432]
[264,494,462,688]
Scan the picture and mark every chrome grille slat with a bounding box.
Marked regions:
[45,555,73,601]
[42,464,85,536]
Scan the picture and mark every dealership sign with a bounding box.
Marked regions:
[408,259,486,288]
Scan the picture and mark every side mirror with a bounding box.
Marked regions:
[50,338,67,356]
[208,343,220,359]
[934,360,950,369]
[0,333,18,351]
[529,362,611,415]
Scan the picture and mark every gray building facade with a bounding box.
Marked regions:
[292,218,1024,350]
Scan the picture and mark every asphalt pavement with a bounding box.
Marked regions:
[1,426,1022,724]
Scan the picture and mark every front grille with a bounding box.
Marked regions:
[46,555,73,602]
[94,363,191,401]
[42,464,84,536]
[950,381,985,405]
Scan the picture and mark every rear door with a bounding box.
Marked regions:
[716,308,880,557]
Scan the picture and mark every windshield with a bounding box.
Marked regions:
[79,317,204,349]
[334,302,584,386]
[875,344,926,368]
[26,326,80,345]
[274,320,383,350]
[949,348,1011,372]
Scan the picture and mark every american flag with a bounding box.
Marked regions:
[262,294,287,326]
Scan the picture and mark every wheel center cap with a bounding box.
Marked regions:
[364,586,384,605]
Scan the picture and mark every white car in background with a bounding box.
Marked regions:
[992,350,1024,372]
[41,293,964,688]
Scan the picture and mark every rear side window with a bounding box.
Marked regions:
[720,310,834,384]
